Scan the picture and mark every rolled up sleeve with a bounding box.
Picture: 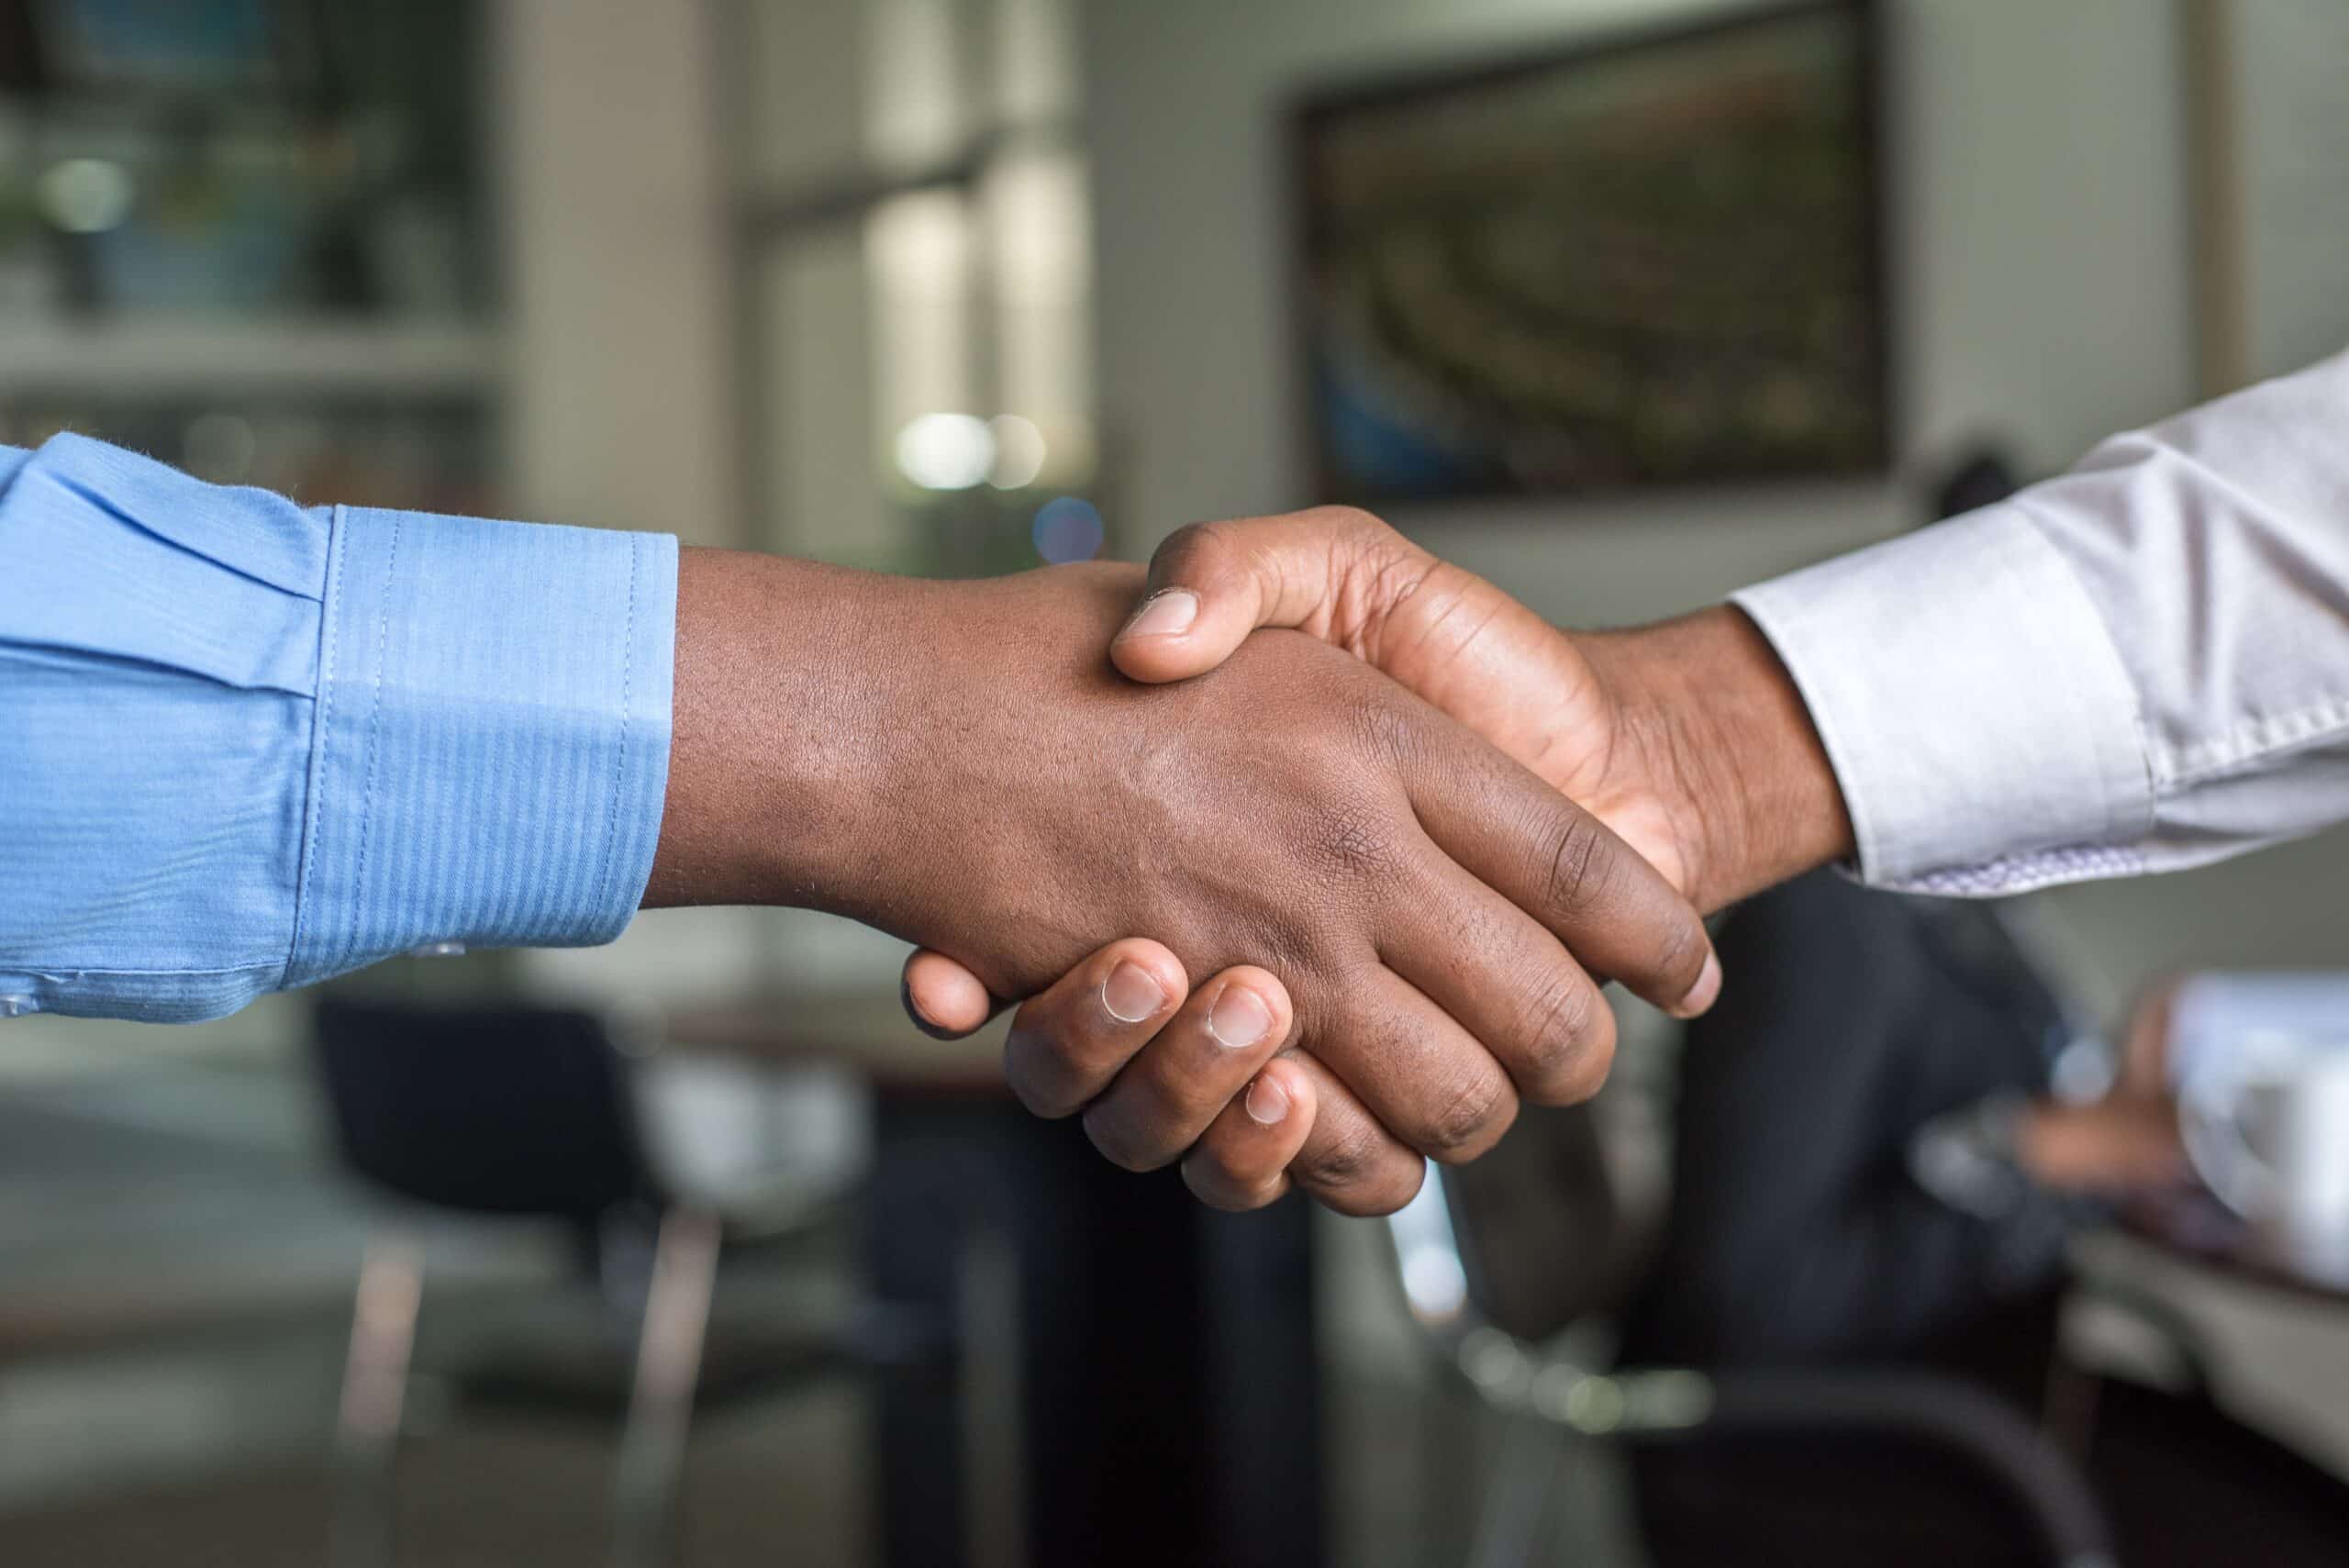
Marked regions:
[0,433,676,1023]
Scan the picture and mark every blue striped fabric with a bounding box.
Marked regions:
[0,434,677,1022]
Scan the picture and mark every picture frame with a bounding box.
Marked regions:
[1286,0,1892,506]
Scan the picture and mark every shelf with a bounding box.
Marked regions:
[0,319,505,399]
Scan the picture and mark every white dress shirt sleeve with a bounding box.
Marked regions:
[1731,348,2349,895]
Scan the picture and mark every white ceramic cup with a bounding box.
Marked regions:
[2179,1031,2349,1251]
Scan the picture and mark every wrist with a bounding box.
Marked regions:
[1580,606,1854,911]
[644,547,912,911]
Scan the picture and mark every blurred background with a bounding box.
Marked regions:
[4,1,2349,1564]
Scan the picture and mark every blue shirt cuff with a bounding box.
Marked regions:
[284,504,677,984]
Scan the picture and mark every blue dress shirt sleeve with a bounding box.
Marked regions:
[0,433,677,1023]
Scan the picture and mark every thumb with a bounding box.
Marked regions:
[901,948,999,1040]
[1110,506,1422,684]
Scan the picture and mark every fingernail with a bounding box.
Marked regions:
[1103,962,1165,1024]
[1672,952,1722,1018]
[1245,1074,1289,1126]
[1121,589,1198,639]
[1208,985,1275,1050]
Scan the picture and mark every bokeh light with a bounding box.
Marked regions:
[987,414,1047,488]
[1031,496,1105,562]
[38,159,135,234]
[896,412,995,490]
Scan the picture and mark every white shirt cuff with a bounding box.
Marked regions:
[1730,506,2154,892]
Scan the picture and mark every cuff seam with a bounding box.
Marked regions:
[1730,591,1884,878]
[592,531,643,917]
[286,503,351,985]
[343,510,405,974]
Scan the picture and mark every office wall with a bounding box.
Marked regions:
[1079,0,2349,1006]
[502,0,918,1005]
[497,0,736,546]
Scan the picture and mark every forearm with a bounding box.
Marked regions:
[642,549,1153,944]
[1580,606,1854,912]
[644,547,900,911]
[2015,1097,2186,1193]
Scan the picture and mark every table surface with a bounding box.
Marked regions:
[662,989,1011,1092]
[2111,1191,2349,1305]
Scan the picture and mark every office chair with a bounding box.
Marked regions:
[1385,1109,2118,1568]
[312,998,829,1568]
[2071,1372,2349,1565]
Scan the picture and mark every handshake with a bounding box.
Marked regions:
[646,506,1854,1217]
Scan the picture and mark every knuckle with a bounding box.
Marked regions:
[1185,1176,1261,1213]
[1515,976,1616,1104]
[1541,811,1620,920]
[1150,1071,1227,1133]
[1648,908,1707,994]
[1001,1034,1085,1120]
[1248,916,1328,984]
[1295,1112,1390,1192]
[1155,518,1233,577]
[1343,691,1421,768]
[1318,1155,1427,1218]
[1410,1065,1518,1163]
[1010,1077,1082,1122]
[1308,796,1398,881]
[1082,1106,1172,1173]
[1304,503,1389,540]
[1183,1152,1280,1213]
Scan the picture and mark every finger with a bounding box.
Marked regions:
[1305,964,1521,1165]
[1111,507,1426,684]
[1283,1054,1429,1217]
[999,940,1191,1118]
[1380,854,1619,1106]
[901,948,999,1039]
[1182,1056,1319,1211]
[1082,967,1296,1172]
[1402,724,1720,1019]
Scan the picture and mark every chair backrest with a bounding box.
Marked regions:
[1441,1103,1626,1342]
[312,998,659,1220]
[1423,879,2080,1352]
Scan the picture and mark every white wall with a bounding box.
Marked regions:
[1080,0,2349,1006]
[496,0,737,546]
[500,0,914,1005]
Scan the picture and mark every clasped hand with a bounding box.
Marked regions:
[654,509,1843,1217]
[890,508,1810,1216]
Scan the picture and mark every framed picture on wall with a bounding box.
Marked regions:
[1287,0,1890,505]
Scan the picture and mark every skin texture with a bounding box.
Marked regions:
[645,547,1720,1215]
[2017,978,2189,1193]
[905,506,1857,1212]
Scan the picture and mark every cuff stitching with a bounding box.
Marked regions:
[591,533,641,917]
[344,512,403,969]
[2165,693,2349,784]
[287,506,351,981]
